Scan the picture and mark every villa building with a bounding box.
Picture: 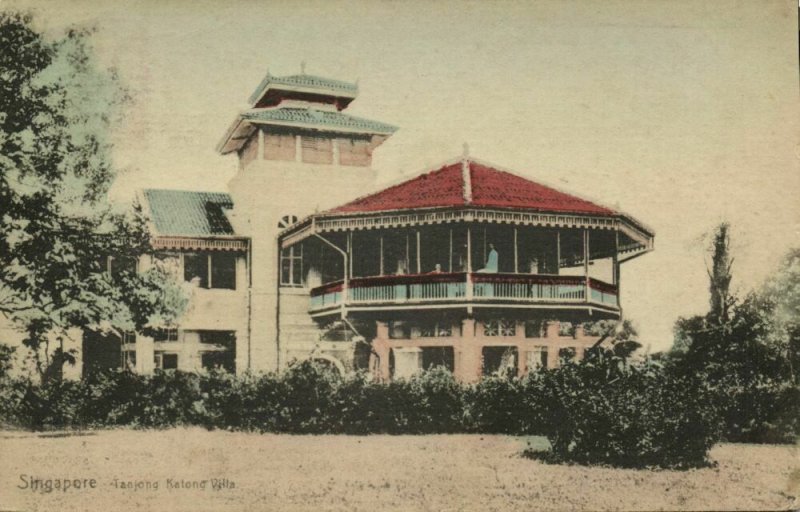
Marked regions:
[83,71,654,382]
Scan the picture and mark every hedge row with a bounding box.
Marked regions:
[1,352,780,469]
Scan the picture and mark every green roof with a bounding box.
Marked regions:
[242,108,397,134]
[248,73,358,105]
[143,189,236,237]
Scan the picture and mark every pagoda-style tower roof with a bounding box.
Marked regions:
[247,72,358,108]
[217,71,397,155]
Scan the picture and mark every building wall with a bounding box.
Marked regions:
[371,319,602,383]
[278,289,354,373]
[228,134,379,373]
[129,252,249,375]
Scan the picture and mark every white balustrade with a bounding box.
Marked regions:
[310,274,616,311]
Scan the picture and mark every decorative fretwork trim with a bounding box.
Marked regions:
[280,207,652,251]
[152,236,248,252]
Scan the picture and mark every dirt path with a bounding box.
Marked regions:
[0,428,797,511]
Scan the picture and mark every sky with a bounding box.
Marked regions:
[11,0,800,352]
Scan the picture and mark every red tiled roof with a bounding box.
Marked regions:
[326,160,615,216]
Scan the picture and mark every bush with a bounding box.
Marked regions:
[464,371,526,434]
[526,351,722,469]
[0,354,726,470]
[712,373,800,444]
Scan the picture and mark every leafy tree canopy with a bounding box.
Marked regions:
[0,12,187,379]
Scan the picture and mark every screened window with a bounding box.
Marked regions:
[152,327,179,342]
[183,253,237,290]
[419,321,453,338]
[280,245,303,287]
[525,320,548,338]
[155,352,178,370]
[482,346,518,376]
[211,253,236,290]
[184,253,208,288]
[483,319,516,337]
[198,331,236,373]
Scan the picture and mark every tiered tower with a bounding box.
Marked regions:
[217,71,397,371]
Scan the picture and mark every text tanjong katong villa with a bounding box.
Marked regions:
[83,71,654,381]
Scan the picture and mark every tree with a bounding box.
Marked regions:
[671,222,736,362]
[0,12,187,381]
[668,222,799,442]
[707,222,734,326]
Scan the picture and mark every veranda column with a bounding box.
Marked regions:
[513,227,518,273]
[416,230,421,273]
[515,320,526,376]
[465,227,473,307]
[379,235,384,276]
[556,231,561,274]
[456,318,481,382]
[546,321,561,368]
[372,322,392,381]
[583,229,590,301]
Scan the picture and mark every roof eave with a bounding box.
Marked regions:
[246,117,397,136]
[318,204,619,219]
[249,84,358,107]
[216,117,253,155]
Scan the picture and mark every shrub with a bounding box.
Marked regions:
[0,353,725,470]
[527,351,722,469]
[464,371,526,434]
[712,373,800,444]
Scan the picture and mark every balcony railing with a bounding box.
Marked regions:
[309,272,618,312]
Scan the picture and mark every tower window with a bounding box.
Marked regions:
[301,135,333,165]
[338,138,371,167]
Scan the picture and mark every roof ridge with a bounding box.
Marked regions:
[462,153,472,205]
[142,187,230,195]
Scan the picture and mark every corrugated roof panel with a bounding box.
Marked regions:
[143,189,236,236]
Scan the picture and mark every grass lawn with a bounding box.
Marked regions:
[0,428,797,511]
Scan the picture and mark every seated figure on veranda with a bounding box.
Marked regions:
[476,243,499,273]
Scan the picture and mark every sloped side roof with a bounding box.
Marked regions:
[243,108,397,134]
[143,189,236,236]
[328,163,466,214]
[326,160,616,216]
[469,163,614,215]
